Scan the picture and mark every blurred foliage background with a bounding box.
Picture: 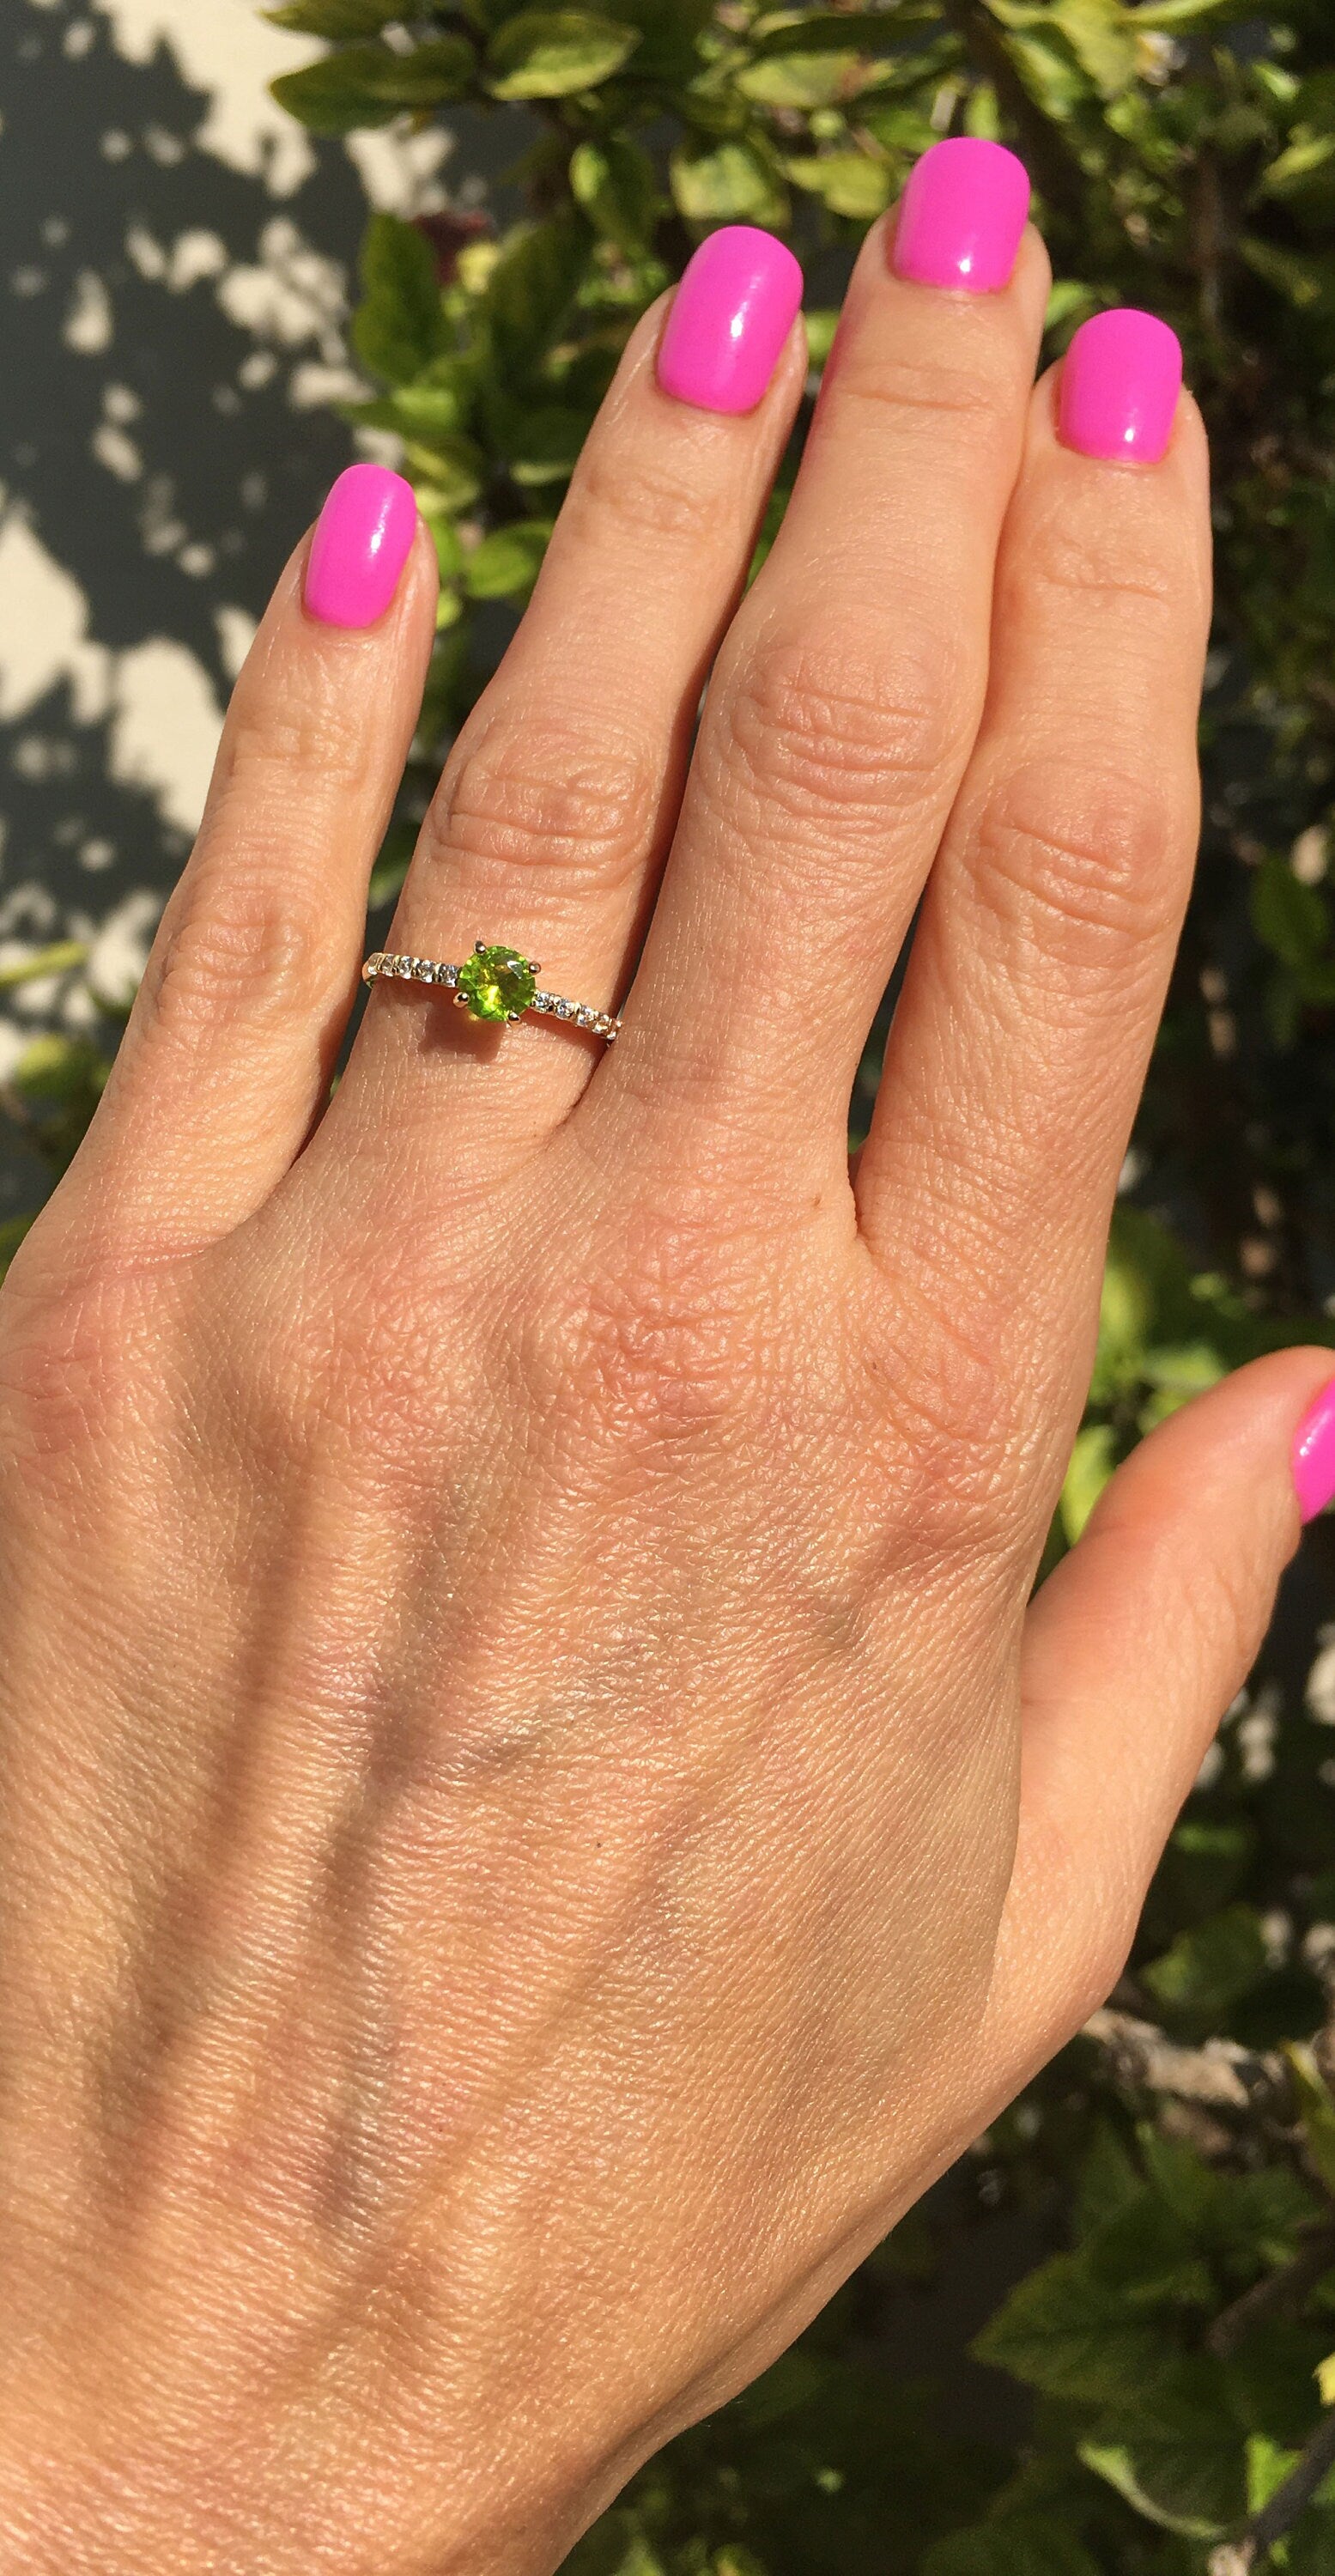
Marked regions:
[9,0,1335,2563]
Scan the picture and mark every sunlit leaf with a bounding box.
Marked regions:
[487,9,640,98]
[271,36,472,130]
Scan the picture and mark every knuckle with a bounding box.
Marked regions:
[971,755,1188,981]
[144,878,331,1039]
[713,624,969,833]
[0,1265,157,1484]
[569,434,728,553]
[215,687,372,803]
[829,347,1012,441]
[1024,490,1179,615]
[422,714,658,899]
[530,1200,759,1455]
[863,1288,1026,1559]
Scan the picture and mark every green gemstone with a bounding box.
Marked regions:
[456,944,535,1024]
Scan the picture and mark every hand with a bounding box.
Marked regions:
[2,152,1330,2576]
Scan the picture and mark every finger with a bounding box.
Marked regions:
[44,467,434,1260]
[327,234,805,1176]
[981,1351,1335,2083]
[856,319,1209,1516]
[586,142,1043,1183]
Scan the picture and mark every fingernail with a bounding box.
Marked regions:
[892,137,1029,294]
[1059,308,1183,465]
[305,462,418,629]
[657,225,804,415]
[1294,1379,1335,1522]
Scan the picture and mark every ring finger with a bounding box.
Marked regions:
[325,232,806,1181]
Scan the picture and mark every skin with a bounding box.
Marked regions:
[0,210,1328,2574]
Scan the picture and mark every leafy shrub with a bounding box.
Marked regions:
[8,0,1335,2562]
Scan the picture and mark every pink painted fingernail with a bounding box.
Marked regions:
[893,137,1029,294]
[305,462,417,629]
[1295,1379,1335,1522]
[657,225,804,415]
[1059,308,1183,465]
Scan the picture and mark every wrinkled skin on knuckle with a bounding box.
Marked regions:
[1022,478,1186,619]
[822,343,1016,440]
[0,1255,186,1494]
[525,1195,787,1467]
[420,709,662,904]
[853,1272,1042,1574]
[567,429,734,555]
[209,672,375,807]
[144,874,335,1043]
[707,620,970,847]
[970,753,1192,994]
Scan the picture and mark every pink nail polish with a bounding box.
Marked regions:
[893,137,1029,294]
[305,462,417,629]
[657,225,804,415]
[1059,309,1183,465]
[1294,1379,1335,1522]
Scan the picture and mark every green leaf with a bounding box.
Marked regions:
[1080,2369,1246,2537]
[1085,2188,1215,2312]
[786,151,892,220]
[9,1033,107,1108]
[403,433,486,510]
[503,403,590,483]
[0,940,88,988]
[803,307,840,368]
[1074,2123,1142,2240]
[464,519,551,598]
[996,22,1093,121]
[1095,1236,1152,1384]
[1046,279,1097,334]
[739,51,867,110]
[419,508,464,581]
[1059,1423,1116,1544]
[922,2516,1101,2576]
[1263,131,1335,200]
[1133,0,1250,19]
[1050,0,1138,97]
[485,217,590,378]
[973,2251,1170,2404]
[352,211,446,385]
[1140,1340,1227,1397]
[1252,853,1331,969]
[385,357,475,440]
[1144,1906,1270,2025]
[487,9,640,98]
[271,37,473,131]
[1240,238,1335,311]
[749,8,938,56]
[1227,2322,1333,2446]
[264,0,403,33]
[731,2347,830,2428]
[569,137,658,254]
[671,138,788,229]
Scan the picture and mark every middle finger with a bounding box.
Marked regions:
[589,141,1046,1188]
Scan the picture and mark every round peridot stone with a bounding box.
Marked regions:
[457,944,535,1024]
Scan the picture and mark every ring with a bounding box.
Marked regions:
[361,942,622,1044]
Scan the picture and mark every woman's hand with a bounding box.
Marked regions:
[2,146,1330,2576]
